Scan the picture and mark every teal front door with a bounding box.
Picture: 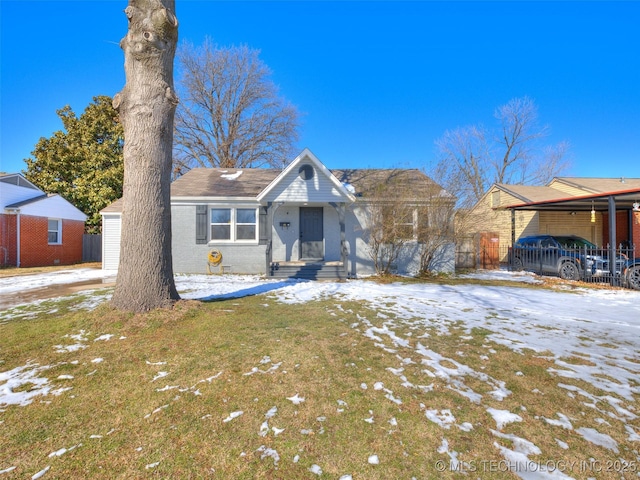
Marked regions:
[300,207,324,260]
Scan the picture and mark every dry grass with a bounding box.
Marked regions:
[1,285,638,479]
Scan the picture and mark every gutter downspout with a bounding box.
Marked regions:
[7,208,21,267]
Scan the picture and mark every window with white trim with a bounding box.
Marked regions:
[382,205,418,241]
[210,208,258,242]
[48,219,62,244]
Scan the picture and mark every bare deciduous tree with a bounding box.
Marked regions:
[415,191,456,275]
[110,0,180,312]
[433,96,570,210]
[356,169,455,275]
[366,199,415,275]
[173,39,300,173]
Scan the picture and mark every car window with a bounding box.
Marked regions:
[541,238,557,248]
[516,238,538,247]
[555,236,595,249]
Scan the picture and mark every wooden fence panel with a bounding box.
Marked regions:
[82,234,102,262]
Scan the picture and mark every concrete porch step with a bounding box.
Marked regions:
[269,261,346,280]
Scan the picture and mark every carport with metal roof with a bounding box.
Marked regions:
[504,187,640,281]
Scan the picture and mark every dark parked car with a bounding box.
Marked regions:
[510,235,626,281]
[622,259,640,290]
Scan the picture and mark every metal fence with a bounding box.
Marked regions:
[457,240,636,287]
[507,244,635,286]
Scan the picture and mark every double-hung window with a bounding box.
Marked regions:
[235,208,257,240]
[210,208,257,242]
[394,208,416,240]
[48,219,62,244]
[382,205,417,241]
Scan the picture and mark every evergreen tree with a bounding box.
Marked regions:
[24,95,124,234]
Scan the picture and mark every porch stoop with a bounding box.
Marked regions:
[269,261,347,281]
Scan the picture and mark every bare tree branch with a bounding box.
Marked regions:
[432,96,570,210]
[174,39,300,172]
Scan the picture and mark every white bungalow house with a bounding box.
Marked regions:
[101,149,455,279]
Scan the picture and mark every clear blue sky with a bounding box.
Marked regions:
[1,1,639,179]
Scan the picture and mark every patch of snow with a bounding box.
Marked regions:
[625,425,640,442]
[93,334,113,342]
[425,409,456,429]
[31,466,50,479]
[151,372,169,382]
[492,429,574,479]
[256,445,280,466]
[437,438,461,472]
[0,362,52,406]
[265,406,278,418]
[309,464,322,475]
[487,408,523,430]
[575,427,619,453]
[54,344,86,353]
[223,411,244,423]
[221,171,243,180]
[286,393,305,405]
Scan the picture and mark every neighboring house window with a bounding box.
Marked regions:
[48,219,62,244]
[210,208,258,242]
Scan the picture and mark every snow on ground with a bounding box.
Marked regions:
[1,267,640,478]
[0,268,115,294]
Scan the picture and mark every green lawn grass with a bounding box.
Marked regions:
[1,284,637,479]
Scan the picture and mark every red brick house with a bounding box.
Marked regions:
[1,173,87,267]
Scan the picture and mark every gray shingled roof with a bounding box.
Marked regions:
[555,177,640,193]
[495,184,568,204]
[170,168,281,198]
[332,168,449,199]
[101,167,450,213]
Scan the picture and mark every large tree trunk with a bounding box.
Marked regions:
[111,0,180,312]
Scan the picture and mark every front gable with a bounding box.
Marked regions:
[1,174,44,209]
[257,149,356,204]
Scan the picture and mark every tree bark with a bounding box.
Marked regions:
[111,0,180,312]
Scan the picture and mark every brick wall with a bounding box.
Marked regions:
[602,210,640,248]
[15,215,85,267]
[633,212,640,248]
[0,214,18,266]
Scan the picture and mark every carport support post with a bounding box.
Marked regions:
[608,195,618,285]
